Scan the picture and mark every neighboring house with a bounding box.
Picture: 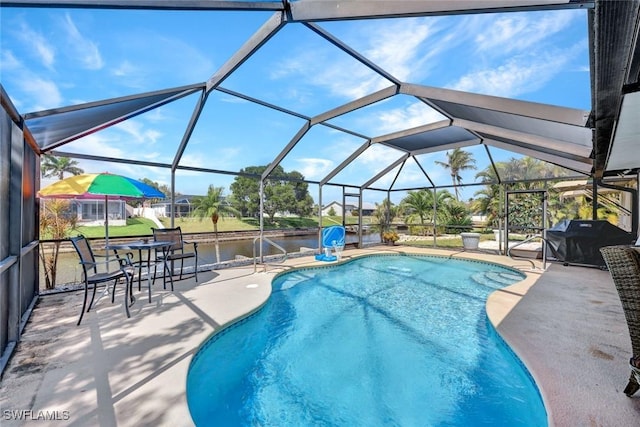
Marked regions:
[321,201,375,217]
[321,201,355,217]
[360,202,375,216]
[45,199,128,226]
[151,195,199,217]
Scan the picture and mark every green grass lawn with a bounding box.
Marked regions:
[48,215,371,239]
[75,217,159,238]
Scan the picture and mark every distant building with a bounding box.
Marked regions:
[151,195,199,217]
[150,195,234,218]
[321,201,375,216]
[42,199,128,226]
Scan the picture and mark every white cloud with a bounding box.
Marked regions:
[69,133,128,159]
[18,77,63,111]
[16,21,55,69]
[271,43,389,103]
[178,152,206,169]
[110,60,148,90]
[179,146,242,172]
[112,60,138,77]
[115,31,214,85]
[0,48,62,111]
[475,12,577,55]
[0,50,22,71]
[113,119,163,145]
[359,144,404,166]
[62,13,104,70]
[144,108,169,123]
[294,158,334,180]
[389,167,428,188]
[375,102,447,134]
[449,42,585,97]
[65,131,168,167]
[363,19,433,81]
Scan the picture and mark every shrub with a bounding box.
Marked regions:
[382,230,399,243]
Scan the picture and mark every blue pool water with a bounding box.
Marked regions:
[187,255,547,426]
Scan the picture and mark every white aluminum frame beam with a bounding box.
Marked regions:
[320,141,371,186]
[289,0,593,22]
[311,85,398,125]
[370,120,451,146]
[410,156,436,187]
[410,139,480,156]
[24,83,203,118]
[1,1,285,10]
[177,11,286,171]
[305,23,401,86]
[401,83,590,126]
[362,153,410,189]
[29,84,203,152]
[454,118,592,158]
[262,121,311,180]
[484,138,592,174]
[172,90,208,171]
[206,11,286,92]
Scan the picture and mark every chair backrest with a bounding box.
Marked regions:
[70,235,97,274]
[152,227,184,252]
[600,245,640,355]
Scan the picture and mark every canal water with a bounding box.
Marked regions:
[44,232,381,289]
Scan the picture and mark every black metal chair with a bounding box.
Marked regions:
[70,235,134,326]
[151,227,198,286]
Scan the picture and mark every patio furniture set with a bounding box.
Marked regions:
[71,226,198,325]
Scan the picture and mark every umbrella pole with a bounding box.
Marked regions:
[105,195,110,265]
[93,195,112,307]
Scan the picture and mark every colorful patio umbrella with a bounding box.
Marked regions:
[38,172,165,246]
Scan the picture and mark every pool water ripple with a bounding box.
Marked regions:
[187,254,546,426]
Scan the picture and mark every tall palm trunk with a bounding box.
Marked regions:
[451,172,459,201]
[211,212,220,263]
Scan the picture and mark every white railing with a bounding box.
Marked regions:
[507,234,548,270]
[253,236,288,273]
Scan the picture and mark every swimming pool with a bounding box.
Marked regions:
[187,254,547,426]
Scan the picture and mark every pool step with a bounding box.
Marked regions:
[472,271,524,287]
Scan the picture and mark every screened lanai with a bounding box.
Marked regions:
[1,0,639,373]
[13,2,596,200]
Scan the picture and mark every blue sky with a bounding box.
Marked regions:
[1,5,591,205]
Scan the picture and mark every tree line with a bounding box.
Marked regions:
[40,151,614,236]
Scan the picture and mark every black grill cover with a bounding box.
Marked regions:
[546,220,634,267]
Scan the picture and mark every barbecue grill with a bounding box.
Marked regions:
[546,219,634,268]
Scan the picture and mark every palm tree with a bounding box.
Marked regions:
[435,148,476,201]
[400,189,432,229]
[41,155,83,179]
[473,165,502,227]
[400,189,456,235]
[373,198,398,240]
[191,185,241,263]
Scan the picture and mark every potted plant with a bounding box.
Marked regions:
[460,232,481,250]
[382,230,400,245]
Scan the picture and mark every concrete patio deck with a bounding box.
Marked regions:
[1,245,639,426]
